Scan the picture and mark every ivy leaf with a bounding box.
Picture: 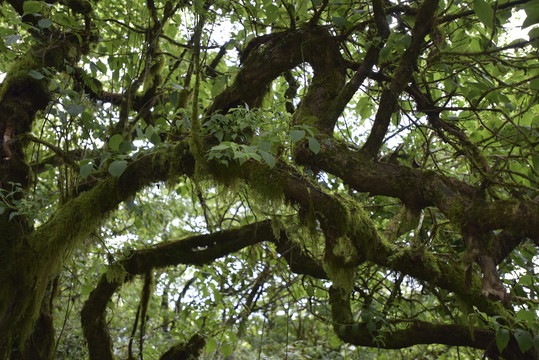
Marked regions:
[472,0,495,28]
[108,160,127,177]
[514,329,533,353]
[290,129,305,143]
[308,136,320,154]
[496,328,510,353]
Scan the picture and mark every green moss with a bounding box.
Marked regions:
[388,246,442,281]
[105,262,128,283]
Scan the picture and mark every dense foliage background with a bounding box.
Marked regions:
[0,0,538,359]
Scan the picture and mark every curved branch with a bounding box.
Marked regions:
[82,220,277,359]
[328,287,537,360]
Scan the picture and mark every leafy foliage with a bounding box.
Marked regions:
[0,0,538,359]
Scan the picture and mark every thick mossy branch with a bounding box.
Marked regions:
[159,334,206,360]
[328,287,537,360]
[82,221,277,360]
[206,27,346,116]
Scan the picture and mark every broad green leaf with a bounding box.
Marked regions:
[308,136,320,154]
[220,343,233,357]
[257,140,272,152]
[119,141,134,153]
[65,104,85,117]
[290,129,305,143]
[108,160,127,177]
[496,328,510,353]
[109,134,123,151]
[472,0,494,28]
[332,16,346,27]
[259,150,275,168]
[23,1,42,14]
[205,338,217,354]
[80,163,93,179]
[38,18,53,29]
[514,329,533,353]
[516,310,536,322]
[522,1,539,28]
[534,334,539,352]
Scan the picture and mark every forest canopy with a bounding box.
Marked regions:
[0,0,538,359]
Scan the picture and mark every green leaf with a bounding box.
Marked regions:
[109,134,123,152]
[522,1,539,28]
[9,211,19,221]
[308,136,320,154]
[145,126,161,145]
[119,141,134,153]
[514,329,533,353]
[28,70,44,80]
[65,104,85,117]
[23,1,42,14]
[220,343,233,357]
[170,90,178,108]
[472,0,495,28]
[532,155,539,173]
[534,334,539,352]
[5,35,22,44]
[205,338,217,354]
[80,163,93,179]
[259,150,275,168]
[290,129,305,143]
[516,310,536,322]
[332,16,346,27]
[38,18,53,29]
[496,328,510,353]
[108,160,127,177]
